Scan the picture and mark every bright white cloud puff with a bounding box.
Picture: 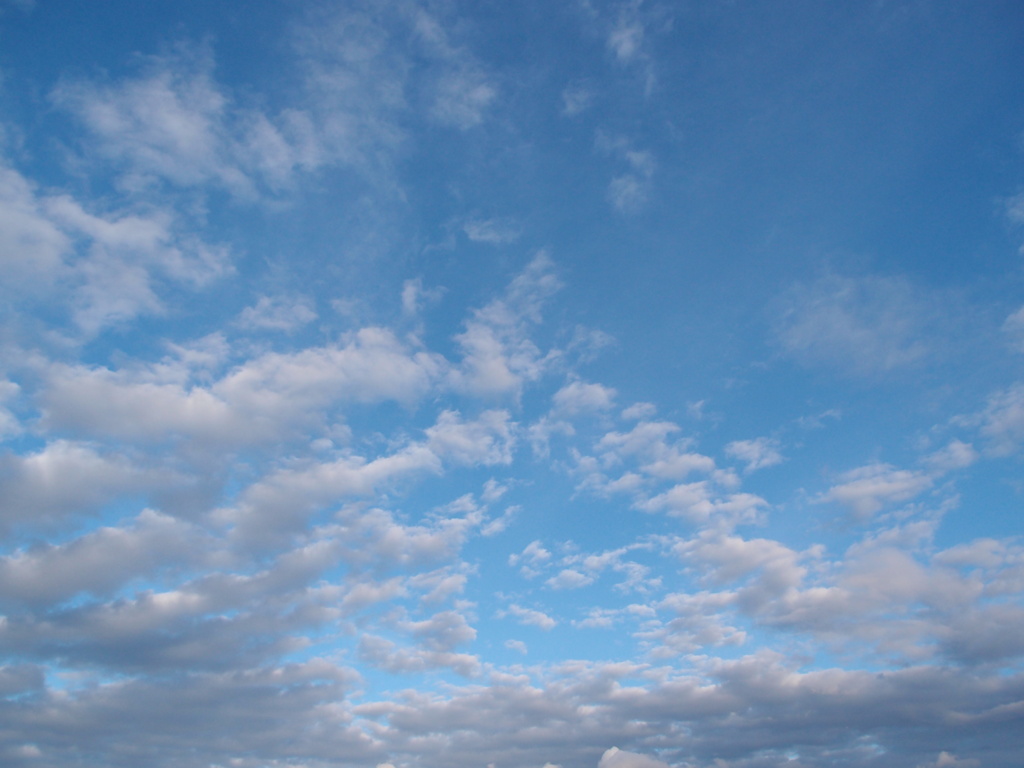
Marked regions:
[0,2,1022,768]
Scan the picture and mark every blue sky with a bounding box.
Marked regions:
[1,1,1023,767]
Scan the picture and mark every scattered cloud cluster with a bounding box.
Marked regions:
[1,2,1023,767]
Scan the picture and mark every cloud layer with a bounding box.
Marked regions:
[1,2,1023,767]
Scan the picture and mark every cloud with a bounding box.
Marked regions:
[1003,306,1024,352]
[0,164,70,284]
[1,8,1022,768]
[621,402,656,420]
[0,510,201,608]
[562,82,593,116]
[53,43,317,197]
[0,380,22,440]
[236,295,317,332]
[0,164,232,334]
[607,20,645,63]
[546,568,596,590]
[607,149,656,213]
[53,5,495,201]
[450,253,562,397]
[971,383,1024,456]
[599,747,670,768]
[510,540,552,578]
[725,437,784,473]
[359,635,480,677]
[426,409,517,466]
[922,439,978,473]
[41,327,446,447]
[817,462,933,519]
[429,69,496,130]
[463,217,521,244]
[0,441,179,531]
[639,482,767,527]
[552,380,617,415]
[918,752,981,768]
[411,5,497,129]
[773,273,940,376]
[500,603,557,630]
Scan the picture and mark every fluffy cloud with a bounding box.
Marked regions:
[500,603,557,630]
[53,44,319,196]
[0,163,231,334]
[1003,306,1024,352]
[462,217,522,244]
[450,253,562,397]
[0,510,200,608]
[725,437,784,473]
[0,441,180,531]
[553,380,617,415]
[972,383,1024,456]
[598,747,670,768]
[0,165,69,283]
[817,463,933,519]
[41,327,446,447]
[237,294,317,332]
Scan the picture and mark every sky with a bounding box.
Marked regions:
[0,1,1023,767]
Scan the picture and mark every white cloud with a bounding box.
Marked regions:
[463,217,521,244]
[0,510,201,608]
[480,504,518,537]
[596,420,681,462]
[773,273,939,376]
[676,532,806,593]
[552,380,617,415]
[0,380,21,440]
[53,44,321,197]
[608,150,656,213]
[546,569,595,590]
[817,462,933,519]
[621,402,656,420]
[922,439,978,473]
[500,603,556,630]
[450,253,562,397]
[412,6,496,130]
[598,747,670,768]
[725,437,784,473]
[597,134,656,213]
[426,409,516,466]
[0,165,70,284]
[918,753,980,768]
[430,69,496,129]
[510,540,552,578]
[639,481,767,527]
[402,609,477,651]
[0,441,179,530]
[505,638,528,654]
[972,383,1024,456]
[401,277,444,317]
[1003,306,1024,352]
[0,164,232,334]
[607,174,647,212]
[237,295,317,332]
[607,20,644,63]
[54,47,244,193]
[42,327,446,447]
[562,82,593,116]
